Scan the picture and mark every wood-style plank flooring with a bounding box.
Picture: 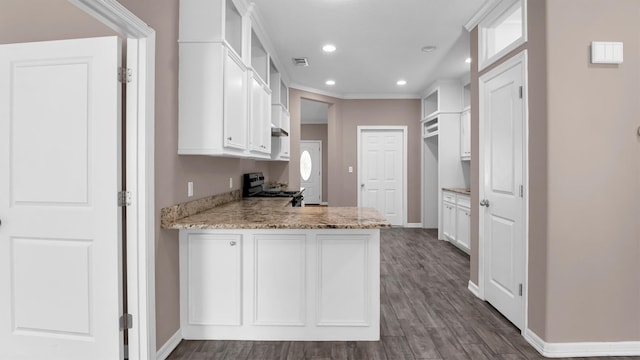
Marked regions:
[166,228,638,360]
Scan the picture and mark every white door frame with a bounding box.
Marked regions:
[68,1,156,358]
[300,140,322,204]
[356,126,408,227]
[478,49,529,333]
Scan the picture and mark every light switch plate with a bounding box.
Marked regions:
[348,166,353,173]
[188,181,194,197]
[591,41,623,64]
[229,177,233,189]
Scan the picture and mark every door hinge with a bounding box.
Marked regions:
[118,67,132,83]
[519,185,524,198]
[120,313,133,330]
[519,283,523,296]
[519,86,523,99]
[118,191,132,207]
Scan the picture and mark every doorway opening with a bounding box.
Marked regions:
[300,98,329,205]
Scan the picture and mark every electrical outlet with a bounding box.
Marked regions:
[188,181,194,197]
[229,177,233,189]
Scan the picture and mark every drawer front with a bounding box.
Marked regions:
[443,191,456,204]
[457,194,471,208]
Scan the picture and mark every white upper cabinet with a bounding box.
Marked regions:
[268,61,290,161]
[178,0,280,159]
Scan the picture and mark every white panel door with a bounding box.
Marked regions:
[359,129,405,226]
[480,55,525,330]
[300,141,322,204]
[0,37,123,360]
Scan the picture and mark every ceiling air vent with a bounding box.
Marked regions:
[292,57,309,67]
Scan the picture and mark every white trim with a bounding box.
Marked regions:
[478,49,528,325]
[405,223,423,228]
[68,1,156,359]
[524,329,640,358]
[467,281,482,299]
[290,84,420,100]
[357,126,408,227]
[156,329,183,360]
[464,0,501,31]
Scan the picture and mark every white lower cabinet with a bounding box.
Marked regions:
[456,206,471,252]
[442,200,456,241]
[179,229,380,341]
[181,233,242,327]
[441,190,471,254]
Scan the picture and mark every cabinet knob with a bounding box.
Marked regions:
[229,241,237,246]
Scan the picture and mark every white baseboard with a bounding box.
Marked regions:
[467,280,481,299]
[405,223,423,228]
[524,329,640,358]
[156,329,182,360]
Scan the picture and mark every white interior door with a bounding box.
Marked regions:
[300,140,322,204]
[0,37,124,360]
[480,53,526,330]
[358,128,406,226]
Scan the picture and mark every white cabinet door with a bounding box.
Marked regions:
[223,52,248,150]
[250,77,272,156]
[253,234,306,325]
[456,206,471,252]
[442,201,456,241]
[461,109,471,160]
[181,233,242,331]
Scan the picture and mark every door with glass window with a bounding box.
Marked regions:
[300,141,322,204]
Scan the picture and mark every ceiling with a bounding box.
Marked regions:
[251,0,484,98]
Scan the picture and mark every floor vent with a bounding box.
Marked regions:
[292,57,309,66]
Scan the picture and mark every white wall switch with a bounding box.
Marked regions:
[187,181,194,197]
[229,177,233,189]
[348,166,353,173]
[591,41,623,64]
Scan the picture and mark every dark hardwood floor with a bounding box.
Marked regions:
[166,228,638,360]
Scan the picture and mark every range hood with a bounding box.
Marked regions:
[271,124,289,137]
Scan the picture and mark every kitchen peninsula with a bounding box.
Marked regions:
[161,190,390,341]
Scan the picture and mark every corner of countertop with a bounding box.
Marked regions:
[160,190,241,229]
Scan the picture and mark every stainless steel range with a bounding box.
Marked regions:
[242,172,304,207]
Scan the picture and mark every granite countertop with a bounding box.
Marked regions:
[162,194,391,230]
[443,187,471,196]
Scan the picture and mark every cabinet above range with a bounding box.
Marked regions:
[177,0,289,160]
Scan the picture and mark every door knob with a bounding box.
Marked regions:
[480,199,490,207]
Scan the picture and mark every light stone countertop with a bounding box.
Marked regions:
[163,197,391,230]
[443,187,471,196]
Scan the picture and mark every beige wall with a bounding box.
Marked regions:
[301,124,328,202]
[283,89,422,223]
[0,0,113,43]
[471,0,640,343]
[545,0,640,342]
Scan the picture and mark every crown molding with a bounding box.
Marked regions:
[464,0,501,32]
[290,84,420,100]
[68,0,153,37]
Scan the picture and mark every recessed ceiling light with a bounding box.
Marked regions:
[421,45,437,53]
[465,57,472,64]
[326,80,336,86]
[397,80,407,86]
[322,44,336,53]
